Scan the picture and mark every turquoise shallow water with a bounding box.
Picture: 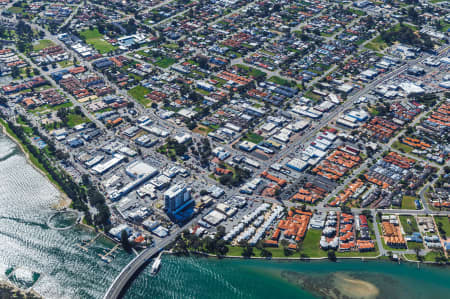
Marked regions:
[123,255,450,299]
[1,132,450,299]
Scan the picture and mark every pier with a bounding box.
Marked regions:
[77,233,101,251]
[99,244,121,263]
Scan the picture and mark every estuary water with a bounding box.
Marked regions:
[1,132,450,299]
[124,255,450,299]
[0,132,132,298]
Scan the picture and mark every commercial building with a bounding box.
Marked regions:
[164,183,193,215]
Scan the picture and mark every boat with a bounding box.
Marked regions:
[150,256,161,276]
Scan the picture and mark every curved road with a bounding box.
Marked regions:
[103,228,180,299]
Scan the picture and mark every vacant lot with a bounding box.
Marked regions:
[128,86,151,106]
[80,29,117,54]
[33,40,55,51]
[402,196,418,210]
[243,132,264,144]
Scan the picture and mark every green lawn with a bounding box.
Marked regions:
[154,57,176,68]
[8,7,23,14]
[66,113,90,128]
[392,141,413,153]
[80,29,117,54]
[407,241,424,250]
[268,76,296,88]
[299,229,326,258]
[336,250,378,257]
[348,8,366,16]
[242,132,264,144]
[163,43,180,50]
[32,102,73,114]
[128,86,151,107]
[434,216,450,236]
[438,19,450,33]
[226,246,291,258]
[402,196,419,210]
[227,228,327,258]
[365,35,388,52]
[58,60,74,68]
[33,40,55,51]
[366,23,419,53]
[404,251,442,262]
[235,64,266,79]
[304,90,322,102]
[369,107,380,116]
[399,215,419,235]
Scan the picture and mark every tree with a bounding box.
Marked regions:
[215,240,228,256]
[414,247,423,262]
[242,246,253,258]
[327,250,336,262]
[377,211,383,222]
[387,251,393,260]
[11,66,20,78]
[340,205,351,214]
[121,229,131,252]
[216,226,226,240]
[260,248,272,258]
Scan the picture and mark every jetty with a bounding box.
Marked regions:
[99,244,121,263]
[77,233,101,251]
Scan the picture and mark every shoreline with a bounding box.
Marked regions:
[0,119,120,245]
[179,250,449,266]
[0,280,42,299]
[0,119,72,210]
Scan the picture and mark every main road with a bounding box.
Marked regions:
[103,214,202,299]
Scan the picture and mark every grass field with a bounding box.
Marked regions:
[235,64,267,79]
[348,8,366,16]
[402,196,419,210]
[154,57,176,68]
[226,246,288,258]
[336,250,378,257]
[407,241,424,250]
[58,60,74,68]
[193,125,215,135]
[129,86,151,106]
[404,251,442,262]
[33,40,55,51]
[242,132,264,144]
[365,35,388,52]
[438,19,450,33]
[80,29,117,54]
[399,215,419,234]
[304,90,322,102]
[66,113,90,128]
[299,229,327,258]
[392,141,413,153]
[434,216,450,236]
[34,102,73,113]
[268,76,297,88]
[226,229,326,258]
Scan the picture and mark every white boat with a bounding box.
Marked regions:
[150,256,161,276]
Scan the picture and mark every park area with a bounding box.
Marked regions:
[128,86,152,107]
[33,40,55,52]
[80,29,117,54]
